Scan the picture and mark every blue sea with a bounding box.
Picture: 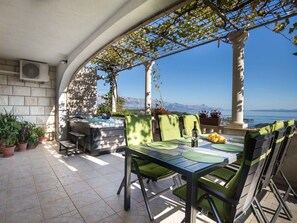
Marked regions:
[221,110,297,127]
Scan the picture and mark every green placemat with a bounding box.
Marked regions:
[177,138,203,143]
[229,137,244,144]
[182,151,225,163]
[211,144,243,152]
[146,141,178,150]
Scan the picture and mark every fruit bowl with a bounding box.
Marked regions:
[207,132,226,144]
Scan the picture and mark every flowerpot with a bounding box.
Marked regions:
[28,144,37,149]
[0,144,4,153]
[18,143,28,152]
[2,146,16,158]
[200,118,221,126]
[38,136,46,143]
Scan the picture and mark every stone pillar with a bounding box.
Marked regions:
[144,61,154,115]
[111,73,117,113]
[228,29,249,129]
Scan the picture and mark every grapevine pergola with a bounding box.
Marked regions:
[91,0,297,73]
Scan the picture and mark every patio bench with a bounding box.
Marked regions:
[59,140,76,156]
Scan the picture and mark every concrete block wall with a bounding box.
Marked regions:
[0,59,56,135]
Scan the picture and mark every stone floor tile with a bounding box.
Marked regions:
[64,180,93,196]
[78,201,115,223]
[38,186,68,205]
[7,184,37,200]
[58,172,83,186]
[116,203,152,223]
[86,176,111,189]
[93,183,119,199]
[5,205,44,223]
[41,196,76,220]
[45,209,84,223]
[98,213,126,223]
[35,178,63,193]
[6,194,40,213]
[104,194,138,213]
[70,189,102,209]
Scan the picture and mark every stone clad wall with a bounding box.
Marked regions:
[67,67,97,117]
[0,59,56,135]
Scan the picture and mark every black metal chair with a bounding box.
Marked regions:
[268,120,296,223]
[173,126,274,223]
[117,115,179,221]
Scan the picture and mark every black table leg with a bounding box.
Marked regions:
[185,174,197,223]
[124,148,131,211]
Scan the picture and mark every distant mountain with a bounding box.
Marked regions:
[97,95,217,113]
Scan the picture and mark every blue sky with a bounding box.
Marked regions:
[97,24,297,110]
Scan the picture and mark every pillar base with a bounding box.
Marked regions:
[227,122,248,129]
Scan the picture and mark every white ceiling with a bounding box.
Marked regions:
[0,0,184,94]
[0,0,134,65]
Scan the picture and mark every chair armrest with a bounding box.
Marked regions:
[198,182,239,206]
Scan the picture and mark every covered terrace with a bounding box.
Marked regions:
[1,0,297,222]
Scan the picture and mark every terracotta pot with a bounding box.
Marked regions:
[200,117,221,126]
[28,144,37,149]
[2,146,16,158]
[0,144,4,153]
[18,143,28,151]
[38,136,46,143]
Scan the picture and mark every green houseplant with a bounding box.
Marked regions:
[18,121,30,151]
[0,111,21,157]
[27,123,39,149]
[35,126,46,142]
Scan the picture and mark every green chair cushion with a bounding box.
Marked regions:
[183,114,202,135]
[271,120,285,131]
[138,163,175,181]
[125,115,152,146]
[158,114,181,141]
[173,177,230,221]
[286,119,295,127]
[208,167,236,182]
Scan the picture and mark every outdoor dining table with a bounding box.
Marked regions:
[123,134,244,223]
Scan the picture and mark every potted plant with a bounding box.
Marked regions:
[199,110,222,126]
[198,110,209,119]
[27,123,39,149]
[35,126,46,143]
[18,121,30,151]
[0,111,21,157]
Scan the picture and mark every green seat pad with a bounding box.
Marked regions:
[182,151,225,163]
[211,144,243,153]
[229,137,244,144]
[138,163,175,180]
[147,141,178,150]
[173,177,231,221]
[177,138,203,143]
[208,168,236,182]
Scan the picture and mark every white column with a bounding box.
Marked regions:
[57,87,68,140]
[111,73,117,113]
[144,61,154,115]
[228,30,249,129]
